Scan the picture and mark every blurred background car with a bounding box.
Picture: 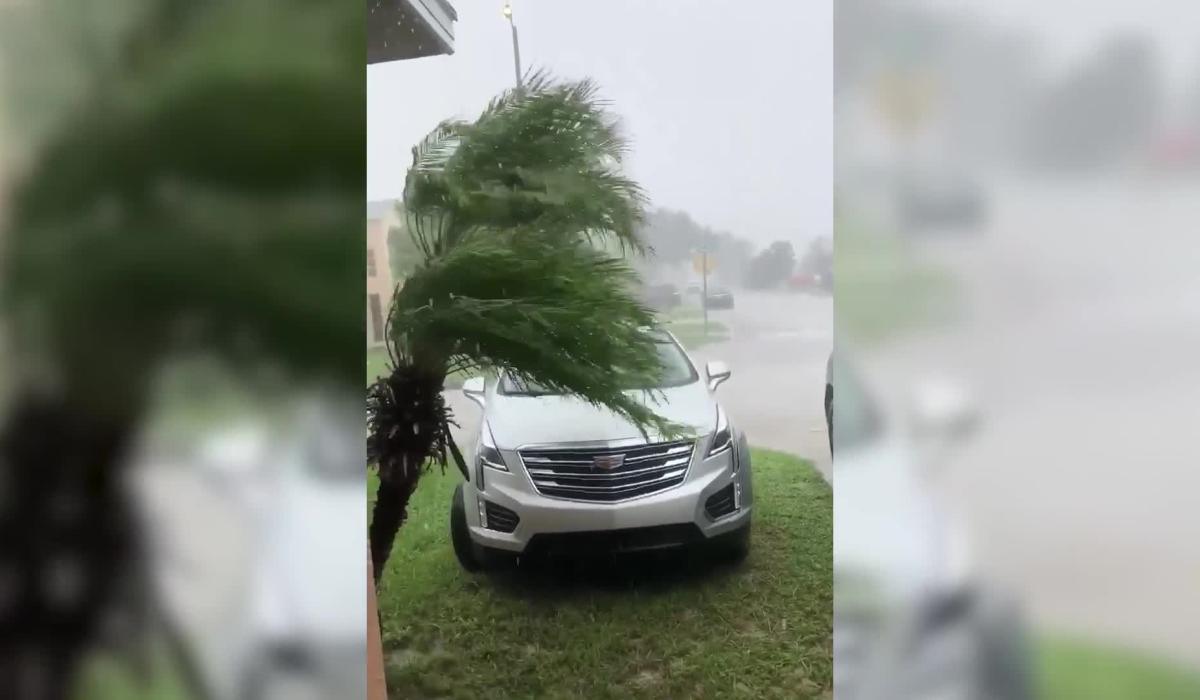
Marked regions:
[790,272,831,295]
[640,282,682,311]
[896,170,988,233]
[703,287,736,310]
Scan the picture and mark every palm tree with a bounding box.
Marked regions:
[368,73,679,579]
[1,1,362,697]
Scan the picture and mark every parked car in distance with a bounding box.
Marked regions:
[703,287,735,310]
[641,283,681,311]
[790,273,830,295]
[897,171,987,232]
[453,328,752,569]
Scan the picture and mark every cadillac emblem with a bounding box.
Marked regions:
[592,454,626,471]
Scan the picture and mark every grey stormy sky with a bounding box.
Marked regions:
[920,0,1200,95]
[368,0,833,248]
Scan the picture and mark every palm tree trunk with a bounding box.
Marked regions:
[0,392,139,700]
[369,468,421,582]
[367,364,459,581]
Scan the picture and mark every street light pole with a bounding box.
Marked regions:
[503,2,522,88]
[701,248,709,337]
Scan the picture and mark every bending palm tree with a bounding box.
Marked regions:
[1,1,361,697]
[369,74,677,578]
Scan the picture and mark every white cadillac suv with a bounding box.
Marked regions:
[450,329,752,569]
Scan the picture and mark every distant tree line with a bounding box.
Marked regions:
[840,0,1179,173]
[638,208,753,286]
[742,236,831,291]
[391,201,831,293]
[745,241,795,290]
[1022,36,1162,170]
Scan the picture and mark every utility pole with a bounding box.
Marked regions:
[502,2,522,88]
[700,248,710,338]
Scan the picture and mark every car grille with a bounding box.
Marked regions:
[519,439,695,502]
[483,500,520,533]
[704,484,737,519]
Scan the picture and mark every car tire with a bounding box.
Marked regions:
[711,522,751,563]
[974,591,1035,700]
[450,483,484,572]
[450,483,515,572]
[825,383,833,456]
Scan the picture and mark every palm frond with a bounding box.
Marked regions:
[477,68,555,118]
[401,72,646,259]
[391,230,682,438]
[408,120,462,174]
[403,121,465,261]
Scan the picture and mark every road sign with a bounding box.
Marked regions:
[692,253,717,275]
[873,69,936,139]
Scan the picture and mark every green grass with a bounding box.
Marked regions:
[659,308,730,350]
[73,646,193,700]
[373,449,832,699]
[835,216,959,345]
[1039,636,1200,699]
[668,322,730,350]
[663,306,704,323]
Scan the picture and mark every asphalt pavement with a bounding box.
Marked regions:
[689,290,832,477]
[855,177,1200,667]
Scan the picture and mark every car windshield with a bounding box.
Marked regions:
[500,333,697,395]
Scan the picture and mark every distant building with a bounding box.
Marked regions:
[367,1,456,347]
[366,200,400,347]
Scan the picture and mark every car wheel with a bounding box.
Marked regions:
[450,483,514,572]
[825,383,833,456]
[974,590,1035,700]
[450,483,483,572]
[711,522,751,563]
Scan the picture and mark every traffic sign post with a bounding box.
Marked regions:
[692,249,716,337]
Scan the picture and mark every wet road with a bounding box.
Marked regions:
[690,291,832,475]
[858,178,1200,666]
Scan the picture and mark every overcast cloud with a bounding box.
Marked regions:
[920,0,1200,95]
[368,0,833,248]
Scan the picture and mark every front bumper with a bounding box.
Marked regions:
[463,436,753,554]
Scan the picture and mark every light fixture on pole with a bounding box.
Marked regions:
[502,1,523,88]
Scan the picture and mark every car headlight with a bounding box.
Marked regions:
[707,405,733,457]
[477,423,507,472]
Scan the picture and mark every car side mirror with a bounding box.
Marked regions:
[907,377,978,444]
[706,361,731,391]
[462,376,486,408]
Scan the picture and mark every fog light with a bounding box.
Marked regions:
[477,496,488,528]
[733,481,742,510]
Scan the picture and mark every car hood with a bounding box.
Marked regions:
[486,380,716,448]
[834,438,954,598]
[252,470,366,643]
